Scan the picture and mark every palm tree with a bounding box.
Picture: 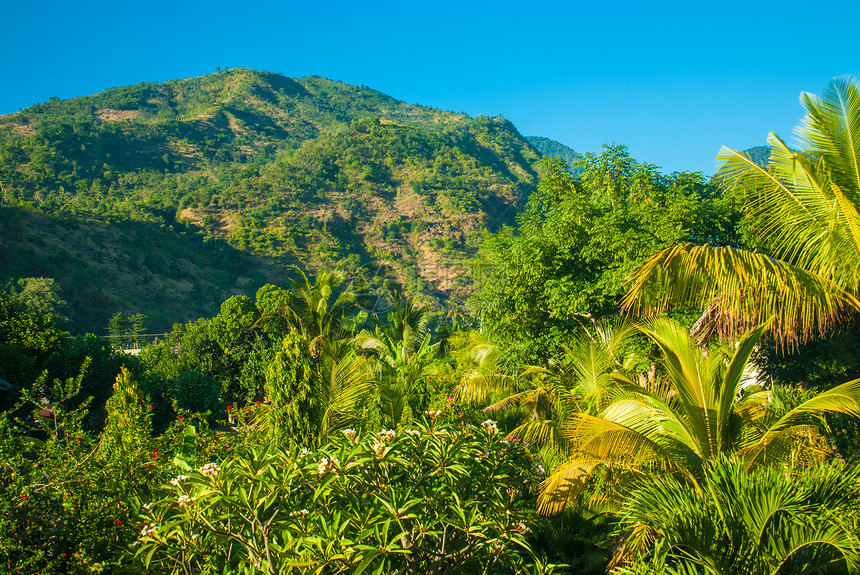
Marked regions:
[257,268,358,357]
[456,322,636,455]
[610,457,860,575]
[354,290,439,427]
[623,77,860,347]
[538,318,860,514]
[262,330,375,446]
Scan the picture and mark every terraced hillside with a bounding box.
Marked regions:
[0,68,541,333]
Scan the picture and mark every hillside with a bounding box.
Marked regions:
[742,145,771,167]
[526,136,579,167]
[0,69,541,333]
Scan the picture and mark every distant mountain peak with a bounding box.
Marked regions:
[525,136,579,167]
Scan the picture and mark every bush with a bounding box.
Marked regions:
[134,419,552,574]
[0,368,164,574]
[167,369,221,417]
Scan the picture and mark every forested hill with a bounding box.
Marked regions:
[0,68,541,334]
[525,136,578,167]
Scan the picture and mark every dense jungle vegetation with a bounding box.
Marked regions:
[3,72,860,574]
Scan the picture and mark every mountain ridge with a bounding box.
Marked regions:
[0,69,541,333]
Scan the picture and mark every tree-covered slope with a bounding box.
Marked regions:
[741,145,771,167]
[0,69,541,333]
[0,206,292,334]
[525,135,579,167]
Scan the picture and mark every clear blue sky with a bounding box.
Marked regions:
[2,0,859,174]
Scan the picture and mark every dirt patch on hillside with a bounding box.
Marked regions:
[95,108,140,122]
[393,189,426,217]
[219,213,238,236]
[11,123,36,136]
[179,208,238,238]
[179,208,204,227]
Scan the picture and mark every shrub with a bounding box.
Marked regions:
[134,419,551,574]
[0,368,163,574]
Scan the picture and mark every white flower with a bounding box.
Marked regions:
[405,429,421,438]
[342,428,357,441]
[378,429,396,442]
[425,409,442,418]
[177,494,197,508]
[371,440,386,457]
[481,419,498,434]
[140,522,158,538]
[513,521,530,534]
[289,508,310,518]
[535,463,545,475]
[143,502,154,512]
[199,462,221,477]
[168,475,191,486]
[299,448,311,458]
[317,456,339,475]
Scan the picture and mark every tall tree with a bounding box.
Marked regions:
[355,290,438,428]
[258,269,358,358]
[11,278,69,325]
[473,148,733,365]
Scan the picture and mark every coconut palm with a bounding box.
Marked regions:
[257,268,359,357]
[456,322,636,455]
[538,317,860,514]
[623,77,860,347]
[610,457,860,575]
[354,290,439,427]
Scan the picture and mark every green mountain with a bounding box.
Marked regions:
[0,69,540,334]
[741,145,771,167]
[526,136,579,167]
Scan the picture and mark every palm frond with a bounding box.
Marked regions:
[511,419,563,451]
[614,458,860,575]
[720,135,860,295]
[465,342,499,367]
[316,356,376,442]
[537,459,601,515]
[798,76,860,203]
[353,333,391,355]
[622,243,860,346]
[738,424,829,469]
[563,412,683,469]
[455,372,522,404]
[718,322,770,448]
[755,377,860,446]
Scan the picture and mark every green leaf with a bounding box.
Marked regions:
[173,424,197,471]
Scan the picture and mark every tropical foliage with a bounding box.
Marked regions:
[473,147,737,364]
[624,77,860,347]
[611,458,860,575]
[538,318,860,513]
[4,76,860,575]
[356,290,440,427]
[136,420,548,575]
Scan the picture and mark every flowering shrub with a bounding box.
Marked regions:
[134,419,551,574]
[0,368,167,574]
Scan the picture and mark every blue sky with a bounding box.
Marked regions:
[2,0,859,174]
